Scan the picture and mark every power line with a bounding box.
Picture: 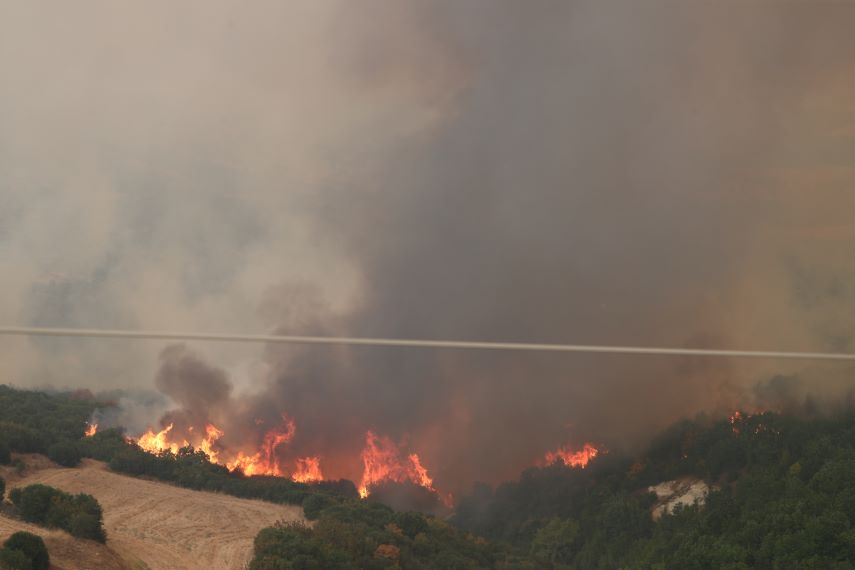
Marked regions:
[1,326,854,362]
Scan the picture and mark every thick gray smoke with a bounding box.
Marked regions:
[4,1,855,491]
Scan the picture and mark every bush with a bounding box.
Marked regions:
[0,440,11,465]
[46,441,81,468]
[9,485,106,543]
[302,494,335,521]
[0,547,32,570]
[3,532,49,570]
[0,477,5,502]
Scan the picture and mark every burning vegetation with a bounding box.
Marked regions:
[127,414,603,508]
[128,418,454,501]
[544,442,602,468]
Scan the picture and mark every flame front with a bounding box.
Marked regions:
[292,456,324,483]
[199,424,224,463]
[130,420,448,497]
[358,431,439,499]
[544,442,600,468]
[84,423,98,437]
[225,416,296,476]
[136,424,190,455]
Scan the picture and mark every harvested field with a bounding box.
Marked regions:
[5,458,304,570]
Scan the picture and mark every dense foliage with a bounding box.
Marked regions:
[1,531,49,570]
[90,433,358,506]
[250,500,500,570]
[0,385,96,456]
[453,411,855,569]
[9,484,106,543]
[46,441,82,467]
[5,385,855,567]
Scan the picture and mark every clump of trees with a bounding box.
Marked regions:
[9,484,106,543]
[250,501,500,569]
[46,441,82,468]
[0,385,97,457]
[451,410,855,568]
[0,532,49,570]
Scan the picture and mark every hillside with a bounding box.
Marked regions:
[3,456,305,570]
[0,514,128,570]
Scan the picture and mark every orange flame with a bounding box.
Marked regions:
[544,442,601,468]
[199,424,224,463]
[358,431,440,499]
[84,423,98,437]
[136,424,190,455]
[292,456,324,483]
[225,416,296,476]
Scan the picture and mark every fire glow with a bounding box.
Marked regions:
[544,442,601,468]
[129,420,448,501]
[357,431,438,499]
[84,423,98,437]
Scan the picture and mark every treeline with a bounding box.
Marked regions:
[452,411,855,568]
[0,385,97,463]
[7,384,855,567]
[80,428,357,507]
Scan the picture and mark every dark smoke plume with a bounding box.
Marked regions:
[140,2,855,494]
[6,1,855,495]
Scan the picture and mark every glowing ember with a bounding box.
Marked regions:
[84,423,98,437]
[292,456,324,483]
[136,424,189,455]
[544,442,601,468]
[358,431,440,499]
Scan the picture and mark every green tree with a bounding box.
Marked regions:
[3,532,49,570]
[46,441,81,468]
[0,441,11,465]
[530,518,580,568]
[0,547,32,570]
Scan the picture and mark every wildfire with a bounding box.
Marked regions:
[358,431,439,499]
[84,423,98,437]
[729,411,744,434]
[130,416,324,482]
[292,456,324,483]
[544,442,601,468]
[129,419,449,499]
[225,416,296,476]
[136,424,190,455]
[199,424,224,463]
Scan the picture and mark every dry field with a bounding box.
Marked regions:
[2,457,305,570]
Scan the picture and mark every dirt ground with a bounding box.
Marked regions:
[3,457,305,570]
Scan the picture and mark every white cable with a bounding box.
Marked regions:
[1,326,854,361]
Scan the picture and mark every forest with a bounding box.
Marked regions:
[2,385,855,568]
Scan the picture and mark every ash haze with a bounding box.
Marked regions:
[3,1,855,492]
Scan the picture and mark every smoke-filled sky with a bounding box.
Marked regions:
[3,1,855,491]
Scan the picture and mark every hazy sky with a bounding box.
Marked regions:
[3,1,855,489]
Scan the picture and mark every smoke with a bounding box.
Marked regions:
[4,1,855,492]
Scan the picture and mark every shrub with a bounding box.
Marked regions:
[9,485,106,543]
[0,547,32,570]
[46,441,81,468]
[3,532,49,570]
[0,477,5,502]
[302,494,334,520]
[0,440,11,465]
